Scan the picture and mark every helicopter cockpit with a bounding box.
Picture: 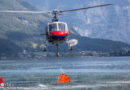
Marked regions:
[46,22,69,42]
[47,22,68,32]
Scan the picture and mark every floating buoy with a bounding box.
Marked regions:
[0,77,3,83]
[57,74,70,83]
[0,77,5,87]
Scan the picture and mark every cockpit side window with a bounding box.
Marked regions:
[49,24,57,31]
[58,23,65,31]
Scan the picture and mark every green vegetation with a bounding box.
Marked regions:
[0,0,50,56]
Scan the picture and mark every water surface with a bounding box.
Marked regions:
[0,57,130,90]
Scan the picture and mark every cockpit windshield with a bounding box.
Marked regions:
[49,24,57,31]
[48,22,67,31]
[58,23,65,31]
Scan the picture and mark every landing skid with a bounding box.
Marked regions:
[43,43,72,57]
[43,43,60,57]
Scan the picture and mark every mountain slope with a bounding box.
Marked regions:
[70,35,130,53]
[0,0,49,56]
[0,0,79,56]
[28,0,130,44]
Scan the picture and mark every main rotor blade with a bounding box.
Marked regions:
[0,10,51,14]
[60,4,112,13]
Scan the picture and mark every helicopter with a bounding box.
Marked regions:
[0,4,112,56]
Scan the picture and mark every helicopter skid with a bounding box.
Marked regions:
[51,40,66,45]
[48,35,68,44]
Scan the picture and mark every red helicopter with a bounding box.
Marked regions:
[0,4,112,56]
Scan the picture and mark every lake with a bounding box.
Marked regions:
[0,56,130,90]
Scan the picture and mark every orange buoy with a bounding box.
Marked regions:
[57,74,70,83]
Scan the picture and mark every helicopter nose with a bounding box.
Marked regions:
[49,31,68,36]
[49,31,68,41]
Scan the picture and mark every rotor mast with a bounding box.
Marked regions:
[52,10,60,22]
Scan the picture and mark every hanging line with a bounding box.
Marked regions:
[58,58,65,74]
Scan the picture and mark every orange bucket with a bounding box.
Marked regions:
[57,74,70,83]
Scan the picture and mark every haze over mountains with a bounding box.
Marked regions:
[0,0,130,57]
[28,0,130,44]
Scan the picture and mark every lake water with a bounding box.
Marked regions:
[0,56,130,90]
